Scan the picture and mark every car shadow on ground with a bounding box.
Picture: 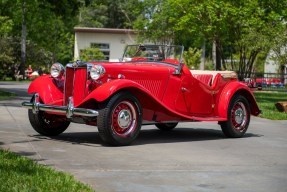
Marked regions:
[30,127,262,147]
[0,140,47,162]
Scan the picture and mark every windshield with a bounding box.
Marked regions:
[122,44,184,64]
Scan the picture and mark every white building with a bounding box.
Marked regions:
[264,49,287,74]
[264,51,279,73]
[74,27,137,61]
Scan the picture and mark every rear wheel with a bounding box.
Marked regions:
[28,110,70,136]
[97,91,142,146]
[155,123,178,131]
[220,94,250,138]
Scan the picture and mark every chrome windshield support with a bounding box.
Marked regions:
[22,93,99,118]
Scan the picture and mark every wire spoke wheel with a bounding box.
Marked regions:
[220,94,250,138]
[231,102,248,132]
[97,91,142,146]
[111,101,138,137]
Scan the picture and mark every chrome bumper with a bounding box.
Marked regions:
[21,93,99,118]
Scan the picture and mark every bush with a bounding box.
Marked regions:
[80,47,105,61]
[183,47,202,69]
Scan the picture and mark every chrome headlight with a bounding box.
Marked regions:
[50,63,65,79]
[90,64,105,80]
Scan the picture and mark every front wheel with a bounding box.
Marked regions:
[220,94,250,138]
[28,110,70,136]
[97,91,142,146]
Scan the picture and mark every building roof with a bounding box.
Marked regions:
[74,27,137,34]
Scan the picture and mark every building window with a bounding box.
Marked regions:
[91,43,110,60]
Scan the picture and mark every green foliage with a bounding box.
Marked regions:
[134,0,177,44]
[1,0,287,80]
[80,47,105,61]
[78,0,143,28]
[0,16,13,35]
[183,47,202,69]
[0,0,145,75]
[0,0,79,72]
[135,0,287,78]
[0,15,14,79]
[0,37,15,80]
[78,1,108,27]
[0,149,94,192]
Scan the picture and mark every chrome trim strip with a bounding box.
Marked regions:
[66,60,89,68]
[22,93,98,118]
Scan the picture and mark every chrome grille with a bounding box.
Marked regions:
[64,65,88,106]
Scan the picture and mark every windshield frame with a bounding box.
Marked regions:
[122,44,184,66]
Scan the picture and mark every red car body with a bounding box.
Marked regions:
[22,45,260,146]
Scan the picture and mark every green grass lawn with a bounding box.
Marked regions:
[0,90,94,191]
[0,90,16,99]
[0,149,94,192]
[253,91,287,120]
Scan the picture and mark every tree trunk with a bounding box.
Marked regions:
[275,102,287,113]
[237,48,259,81]
[212,40,222,70]
[200,41,205,70]
[20,0,26,78]
[215,40,221,71]
[212,41,216,70]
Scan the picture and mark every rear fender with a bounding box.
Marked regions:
[216,82,260,118]
[28,75,64,104]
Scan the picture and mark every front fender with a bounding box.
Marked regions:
[28,75,64,104]
[79,79,199,122]
[81,79,151,103]
[217,81,260,118]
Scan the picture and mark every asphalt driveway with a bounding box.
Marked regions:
[0,82,287,192]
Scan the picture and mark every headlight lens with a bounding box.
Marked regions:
[50,63,65,79]
[90,65,105,80]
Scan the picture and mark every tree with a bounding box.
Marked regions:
[0,37,15,80]
[134,0,178,44]
[225,0,287,79]
[79,47,105,61]
[135,0,287,80]
[0,15,14,79]
[0,16,13,35]
[78,0,143,28]
[0,0,80,75]
[78,1,108,27]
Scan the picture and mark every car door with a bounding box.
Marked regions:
[175,74,213,115]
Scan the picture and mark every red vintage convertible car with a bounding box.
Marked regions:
[22,44,260,146]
